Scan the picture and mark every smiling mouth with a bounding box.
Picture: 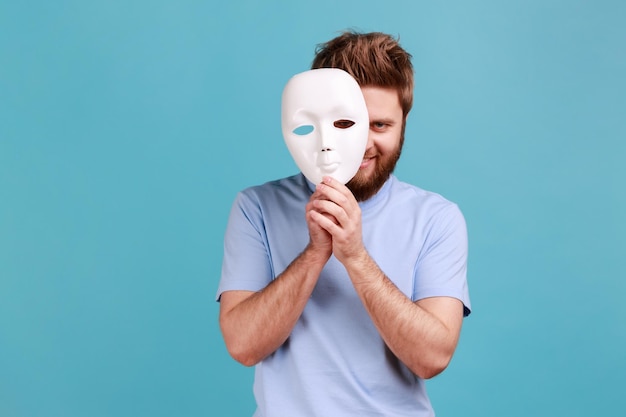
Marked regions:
[360,155,375,168]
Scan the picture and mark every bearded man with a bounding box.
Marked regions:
[217,30,471,417]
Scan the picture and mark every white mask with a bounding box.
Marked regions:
[281,68,369,185]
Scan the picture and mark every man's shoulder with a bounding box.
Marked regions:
[389,176,459,210]
[241,173,307,195]
[235,173,310,207]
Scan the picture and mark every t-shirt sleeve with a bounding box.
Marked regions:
[413,203,471,316]
[216,191,274,301]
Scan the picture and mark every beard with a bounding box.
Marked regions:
[347,136,404,202]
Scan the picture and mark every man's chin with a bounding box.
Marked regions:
[349,171,370,186]
[347,170,388,202]
[347,150,401,201]
[351,160,376,183]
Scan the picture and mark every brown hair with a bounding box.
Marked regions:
[311,30,414,119]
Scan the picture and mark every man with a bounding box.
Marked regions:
[217,31,471,417]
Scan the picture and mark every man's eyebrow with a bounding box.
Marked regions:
[371,118,395,124]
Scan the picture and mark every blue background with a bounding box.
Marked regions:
[2,1,625,416]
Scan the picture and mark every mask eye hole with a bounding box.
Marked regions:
[334,119,355,129]
[293,125,314,136]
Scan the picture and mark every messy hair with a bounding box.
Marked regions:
[311,30,414,118]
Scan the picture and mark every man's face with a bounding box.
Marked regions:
[347,86,405,201]
[281,69,369,185]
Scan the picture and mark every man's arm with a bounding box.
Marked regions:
[309,176,465,379]
[219,190,332,367]
[342,252,464,379]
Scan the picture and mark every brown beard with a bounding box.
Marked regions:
[347,137,403,202]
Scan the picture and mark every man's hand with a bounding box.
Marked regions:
[305,187,334,259]
[308,176,365,264]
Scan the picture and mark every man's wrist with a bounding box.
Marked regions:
[343,249,385,286]
[302,243,332,266]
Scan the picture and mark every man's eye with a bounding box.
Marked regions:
[372,122,386,130]
[334,119,355,129]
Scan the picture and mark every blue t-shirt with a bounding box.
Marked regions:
[217,173,471,417]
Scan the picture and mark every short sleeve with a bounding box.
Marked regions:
[216,191,274,301]
[413,204,471,316]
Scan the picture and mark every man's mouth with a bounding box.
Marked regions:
[360,155,376,168]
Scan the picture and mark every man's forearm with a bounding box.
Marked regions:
[219,246,329,366]
[344,250,464,379]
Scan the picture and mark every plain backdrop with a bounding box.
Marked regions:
[1,1,625,416]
